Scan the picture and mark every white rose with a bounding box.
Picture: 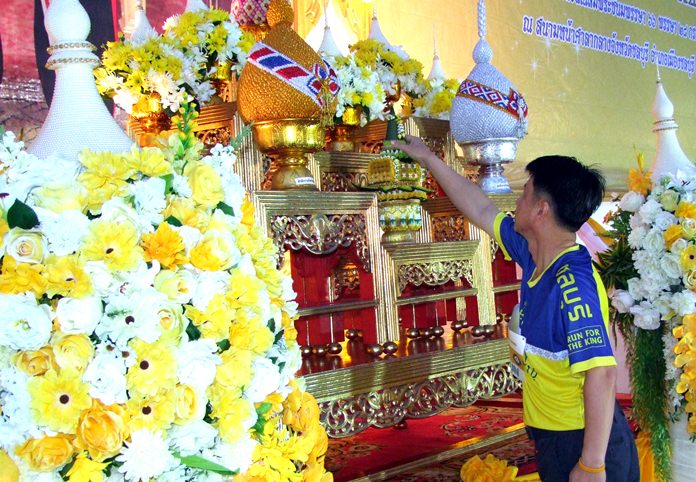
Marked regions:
[176,339,221,392]
[654,211,677,231]
[662,253,683,281]
[131,177,166,227]
[153,269,196,304]
[642,229,666,254]
[245,357,282,403]
[660,189,680,212]
[682,219,696,240]
[191,271,230,310]
[0,294,52,350]
[610,290,634,314]
[638,199,663,225]
[671,238,689,255]
[35,208,90,256]
[4,228,47,264]
[627,277,645,301]
[653,294,673,317]
[619,191,645,212]
[169,420,217,457]
[671,290,696,316]
[55,295,103,335]
[83,350,128,405]
[100,197,152,234]
[629,302,661,330]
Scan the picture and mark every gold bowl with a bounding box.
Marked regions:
[252,118,325,190]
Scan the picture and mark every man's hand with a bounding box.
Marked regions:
[570,462,606,482]
[387,135,438,168]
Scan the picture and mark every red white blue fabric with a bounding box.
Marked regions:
[457,79,528,121]
[248,42,339,108]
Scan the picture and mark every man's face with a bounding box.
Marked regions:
[514,178,537,234]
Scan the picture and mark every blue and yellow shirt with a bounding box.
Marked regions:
[494,213,616,431]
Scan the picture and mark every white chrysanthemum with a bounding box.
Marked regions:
[191,271,230,310]
[637,199,663,225]
[169,420,217,457]
[671,290,696,317]
[245,357,282,403]
[202,435,257,475]
[0,368,39,449]
[0,294,53,351]
[176,339,220,392]
[83,345,128,405]
[131,177,167,227]
[172,173,193,197]
[117,429,179,482]
[35,208,90,256]
[629,301,661,330]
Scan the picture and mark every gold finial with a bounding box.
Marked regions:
[267,0,293,28]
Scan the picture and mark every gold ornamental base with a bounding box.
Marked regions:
[253,119,325,191]
[379,198,423,244]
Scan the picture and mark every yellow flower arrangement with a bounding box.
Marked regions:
[413,78,460,119]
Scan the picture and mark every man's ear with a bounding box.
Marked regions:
[536,198,552,219]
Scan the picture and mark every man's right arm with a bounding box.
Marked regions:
[390,136,500,236]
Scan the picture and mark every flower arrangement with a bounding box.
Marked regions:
[0,105,332,481]
[459,454,521,482]
[321,53,387,126]
[349,39,428,100]
[96,8,254,115]
[597,153,696,481]
[412,77,460,120]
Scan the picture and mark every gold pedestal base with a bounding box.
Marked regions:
[253,119,325,191]
[379,199,423,244]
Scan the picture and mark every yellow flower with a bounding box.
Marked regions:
[81,220,143,272]
[15,434,75,472]
[78,150,135,211]
[154,269,195,303]
[4,228,47,264]
[157,302,188,344]
[52,333,95,373]
[163,196,209,230]
[190,230,239,271]
[45,254,93,298]
[683,219,696,240]
[198,293,235,341]
[141,222,187,269]
[75,400,129,462]
[28,369,92,433]
[0,448,19,482]
[241,197,256,227]
[664,225,684,250]
[460,454,518,482]
[0,256,47,297]
[185,161,225,208]
[32,182,88,213]
[677,202,696,219]
[126,339,178,398]
[126,392,176,433]
[213,348,253,392]
[173,384,201,424]
[681,244,696,272]
[126,145,172,177]
[13,346,56,377]
[66,451,109,482]
[229,311,274,355]
[302,461,333,482]
[213,395,255,444]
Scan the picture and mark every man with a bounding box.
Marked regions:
[391,136,639,482]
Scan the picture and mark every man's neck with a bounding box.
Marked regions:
[526,226,577,276]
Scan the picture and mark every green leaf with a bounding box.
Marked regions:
[161,173,174,193]
[185,322,201,341]
[7,199,39,229]
[274,330,284,344]
[256,402,272,416]
[217,339,230,352]
[164,215,183,227]
[267,319,276,334]
[216,201,234,217]
[174,453,235,476]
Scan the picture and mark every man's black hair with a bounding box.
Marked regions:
[525,155,605,232]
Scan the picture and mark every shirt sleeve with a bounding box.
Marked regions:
[556,262,616,373]
[493,212,533,270]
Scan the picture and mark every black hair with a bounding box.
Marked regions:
[525,155,605,232]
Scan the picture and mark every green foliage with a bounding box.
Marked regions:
[7,199,40,230]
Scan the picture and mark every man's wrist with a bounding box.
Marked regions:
[578,457,605,473]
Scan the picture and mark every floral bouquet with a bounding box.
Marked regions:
[0,105,332,481]
[349,39,428,101]
[412,77,460,120]
[321,53,387,126]
[597,153,696,481]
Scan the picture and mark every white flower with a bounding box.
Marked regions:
[96,289,165,349]
[174,226,202,256]
[245,357,282,403]
[630,302,661,330]
[131,177,166,227]
[671,290,696,316]
[0,294,52,351]
[671,238,689,255]
[618,191,645,212]
[191,271,230,310]
[172,174,192,197]
[169,420,217,457]
[35,208,90,256]
[627,224,648,249]
[203,435,257,474]
[654,211,677,231]
[83,347,128,405]
[83,261,118,297]
[662,253,683,281]
[100,197,152,234]
[627,277,646,301]
[637,199,663,225]
[642,228,666,254]
[55,296,103,335]
[176,339,221,392]
[0,368,38,448]
[610,290,634,313]
[117,429,179,482]
[4,228,48,265]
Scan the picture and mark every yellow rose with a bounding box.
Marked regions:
[158,302,188,343]
[174,384,201,424]
[664,225,684,249]
[676,202,696,219]
[4,228,47,264]
[75,400,129,462]
[685,270,696,291]
[52,333,95,373]
[190,230,240,271]
[13,346,56,376]
[153,269,195,303]
[32,182,87,213]
[66,451,109,482]
[661,189,680,212]
[0,448,19,482]
[683,219,696,240]
[163,197,209,231]
[15,434,75,472]
[185,162,224,208]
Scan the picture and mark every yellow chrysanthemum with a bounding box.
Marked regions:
[226,269,264,312]
[681,244,696,272]
[241,197,256,228]
[212,348,253,393]
[126,392,176,433]
[45,254,93,298]
[65,451,109,482]
[460,454,518,482]
[229,310,274,355]
[198,292,235,341]
[664,225,684,250]
[676,202,696,219]
[141,222,187,269]
[213,395,255,444]
[81,220,143,272]
[77,150,135,211]
[126,339,178,399]
[0,256,47,297]
[28,369,92,433]
[126,145,172,177]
